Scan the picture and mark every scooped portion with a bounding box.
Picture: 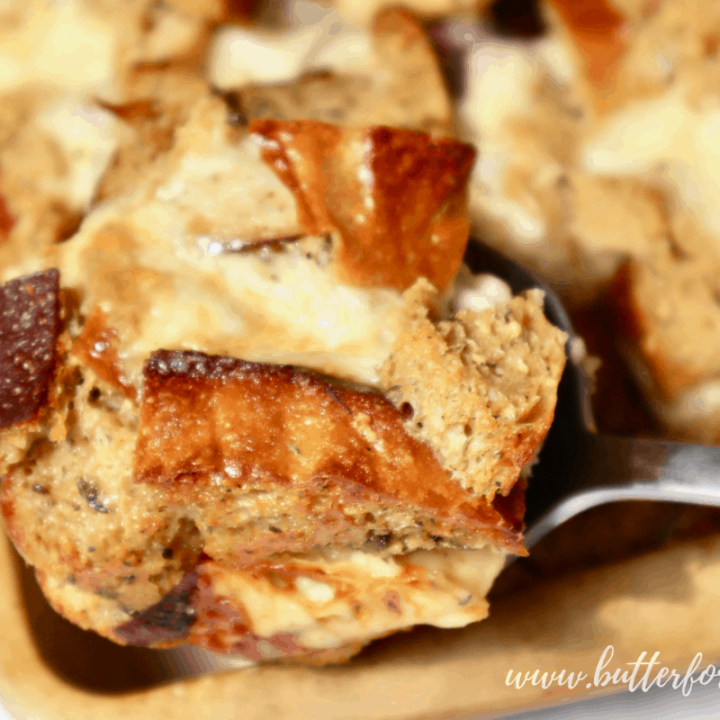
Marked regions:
[0,74,566,663]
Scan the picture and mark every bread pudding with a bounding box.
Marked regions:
[0,6,567,663]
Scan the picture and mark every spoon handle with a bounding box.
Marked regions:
[523,434,720,550]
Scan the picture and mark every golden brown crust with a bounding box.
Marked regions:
[135,350,527,557]
[71,307,137,403]
[0,270,62,430]
[0,172,14,241]
[252,119,475,291]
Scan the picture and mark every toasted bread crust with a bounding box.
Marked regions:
[72,307,138,403]
[252,119,474,292]
[136,350,526,558]
[0,173,14,241]
[0,270,61,430]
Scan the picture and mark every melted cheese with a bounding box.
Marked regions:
[583,89,720,241]
[211,546,506,651]
[208,24,326,89]
[460,41,548,245]
[59,127,406,387]
[35,97,120,209]
[0,0,116,97]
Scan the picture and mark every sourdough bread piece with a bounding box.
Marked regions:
[0,264,565,660]
[134,350,527,566]
[251,118,474,291]
[381,283,567,498]
[226,7,456,137]
[545,0,720,112]
[611,245,720,443]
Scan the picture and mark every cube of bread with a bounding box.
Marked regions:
[228,7,456,137]
[135,350,527,563]
[545,0,720,111]
[611,244,720,443]
[0,270,61,431]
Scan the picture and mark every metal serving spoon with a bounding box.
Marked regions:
[464,238,720,551]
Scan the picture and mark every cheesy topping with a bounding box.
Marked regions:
[583,90,720,242]
[0,0,117,98]
[203,546,506,651]
[56,106,414,388]
[35,97,120,210]
[460,38,552,246]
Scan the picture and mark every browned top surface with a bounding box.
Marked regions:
[221,0,258,22]
[134,350,524,550]
[548,0,627,91]
[0,173,15,242]
[251,119,475,292]
[0,269,60,429]
[72,307,137,403]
